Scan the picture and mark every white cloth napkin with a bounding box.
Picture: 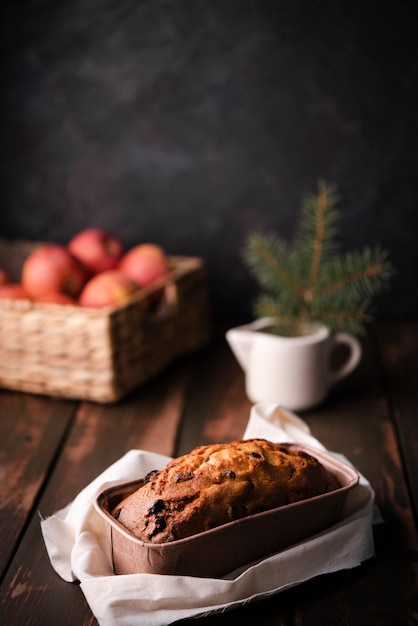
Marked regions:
[40,403,375,626]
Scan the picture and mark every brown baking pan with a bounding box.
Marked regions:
[95,443,359,578]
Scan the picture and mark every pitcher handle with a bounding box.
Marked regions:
[329,333,362,385]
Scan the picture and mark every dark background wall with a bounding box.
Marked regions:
[1,0,417,318]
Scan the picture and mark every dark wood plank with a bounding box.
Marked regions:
[175,329,252,456]
[176,324,418,626]
[1,321,417,626]
[38,356,194,511]
[165,327,293,626]
[0,356,193,626]
[282,326,418,626]
[0,518,97,626]
[0,390,76,580]
[172,592,292,626]
[371,320,418,527]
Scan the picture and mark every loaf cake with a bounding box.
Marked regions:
[111,439,339,544]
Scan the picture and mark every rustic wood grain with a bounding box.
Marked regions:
[0,320,417,625]
[175,331,252,456]
[0,355,195,625]
[0,391,76,580]
[0,519,97,626]
[286,326,418,626]
[371,320,418,528]
[176,324,418,626]
[40,355,195,514]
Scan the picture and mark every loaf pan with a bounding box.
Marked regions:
[95,443,359,578]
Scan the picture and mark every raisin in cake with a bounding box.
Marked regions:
[112,439,339,543]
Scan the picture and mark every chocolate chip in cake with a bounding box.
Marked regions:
[249,451,261,459]
[229,502,247,519]
[144,469,159,483]
[174,471,195,482]
[221,470,236,479]
[148,499,165,515]
[154,517,167,532]
[299,451,315,461]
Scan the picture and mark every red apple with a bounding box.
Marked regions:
[0,283,30,300]
[118,243,170,287]
[34,292,78,305]
[68,227,125,275]
[0,269,10,285]
[79,269,140,308]
[21,244,88,299]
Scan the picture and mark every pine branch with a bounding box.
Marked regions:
[293,181,341,280]
[316,249,393,298]
[308,182,331,296]
[254,296,299,335]
[312,308,369,335]
[243,232,305,297]
[242,181,394,336]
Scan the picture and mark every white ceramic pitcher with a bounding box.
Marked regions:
[226,317,362,411]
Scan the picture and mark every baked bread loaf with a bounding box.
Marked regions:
[112,439,339,544]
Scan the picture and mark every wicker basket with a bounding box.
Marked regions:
[0,240,211,403]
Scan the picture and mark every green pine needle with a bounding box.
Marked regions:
[242,182,394,336]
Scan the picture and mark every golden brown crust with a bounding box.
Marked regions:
[112,439,338,543]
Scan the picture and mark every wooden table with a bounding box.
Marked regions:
[1,319,417,626]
